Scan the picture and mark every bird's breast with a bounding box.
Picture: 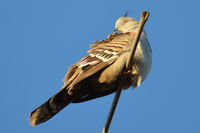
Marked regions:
[133,33,152,83]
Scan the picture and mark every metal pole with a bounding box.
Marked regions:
[102,11,150,133]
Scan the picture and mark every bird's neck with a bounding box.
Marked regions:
[121,23,139,33]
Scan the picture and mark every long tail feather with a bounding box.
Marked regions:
[29,89,72,126]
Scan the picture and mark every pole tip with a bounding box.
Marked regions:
[141,11,150,21]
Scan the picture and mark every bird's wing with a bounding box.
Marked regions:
[62,32,132,94]
[29,32,134,126]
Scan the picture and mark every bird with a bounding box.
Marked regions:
[29,14,152,126]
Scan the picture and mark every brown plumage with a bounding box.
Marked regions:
[29,16,152,126]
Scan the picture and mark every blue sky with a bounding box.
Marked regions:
[1,0,200,133]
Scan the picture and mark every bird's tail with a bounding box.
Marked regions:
[29,89,73,126]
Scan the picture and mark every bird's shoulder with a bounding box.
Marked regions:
[88,32,132,62]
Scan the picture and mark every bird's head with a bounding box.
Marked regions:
[114,15,139,33]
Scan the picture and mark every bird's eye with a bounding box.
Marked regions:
[123,20,129,25]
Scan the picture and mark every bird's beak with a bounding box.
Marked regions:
[113,28,118,31]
